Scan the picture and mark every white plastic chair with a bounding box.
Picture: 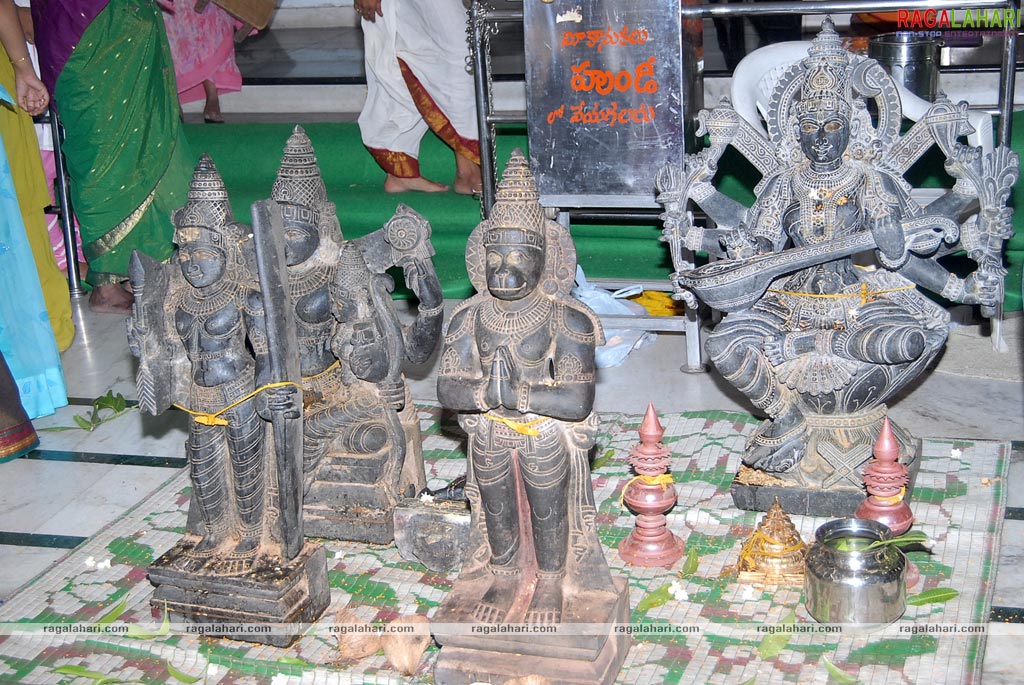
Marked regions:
[729,41,994,154]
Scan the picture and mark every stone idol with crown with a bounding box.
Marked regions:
[433,150,630,685]
[127,155,329,646]
[267,126,444,544]
[656,18,1018,515]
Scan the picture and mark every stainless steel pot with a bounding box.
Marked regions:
[804,518,906,625]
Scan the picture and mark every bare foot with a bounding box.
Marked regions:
[384,173,449,194]
[202,80,224,123]
[454,153,483,196]
[89,283,133,314]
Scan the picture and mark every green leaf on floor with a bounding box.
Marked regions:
[636,583,673,612]
[680,548,700,577]
[906,587,959,605]
[590,449,616,471]
[756,608,796,660]
[40,389,136,432]
[822,655,860,684]
[276,656,311,667]
[165,663,202,684]
[96,598,127,628]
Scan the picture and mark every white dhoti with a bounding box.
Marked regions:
[357,0,480,178]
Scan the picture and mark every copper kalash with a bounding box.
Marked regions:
[270,127,443,543]
[433,150,629,685]
[657,19,1018,515]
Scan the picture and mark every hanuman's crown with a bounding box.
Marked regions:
[484,149,544,250]
[796,18,852,119]
[271,125,326,227]
[173,154,233,247]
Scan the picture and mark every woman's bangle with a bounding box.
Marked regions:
[10,55,29,65]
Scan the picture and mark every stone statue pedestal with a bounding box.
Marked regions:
[434,578,630,685]
[303,404,425,543]
[148,540,330,648]
[393,498,471,572]
[731,407,922,516]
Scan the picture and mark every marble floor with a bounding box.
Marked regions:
[2,297,1022,682]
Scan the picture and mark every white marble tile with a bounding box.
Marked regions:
[32,464,180,538]
[33,404,188,458]
[0,460,111,533]
[981,636,1020,684]
[0,546,69,599]
[991,520,1024,608]
[1007,455,1024,509]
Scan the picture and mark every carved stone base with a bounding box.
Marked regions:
[731,408,922,516]
[302,405,425,544]
[147,540,330,648]
[434,578,630,685]
[393,498,471,572]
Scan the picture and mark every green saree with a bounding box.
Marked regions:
[54,0,192,285]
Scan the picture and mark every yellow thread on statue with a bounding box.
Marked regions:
[301,359,340,382]
[620,473,675,506]
[767,284,915,306]
[173,381,301,426]
[482,412,547,436]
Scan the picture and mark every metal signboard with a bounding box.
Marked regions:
[523,0,701,209]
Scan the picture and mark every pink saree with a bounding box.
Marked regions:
[162,1,242,104]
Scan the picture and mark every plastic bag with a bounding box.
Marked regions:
[571,266,656,368]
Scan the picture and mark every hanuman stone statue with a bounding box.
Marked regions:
[657,19,1018,514]
[270,127,443,543]
[433,150,628,685]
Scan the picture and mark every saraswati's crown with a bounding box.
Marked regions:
[173,154,233,246]
[271,125,326,226]
[796,18,852,119]
[484,149,544,249]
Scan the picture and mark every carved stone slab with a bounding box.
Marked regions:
[434,578,630,685]
[149,541,329,648]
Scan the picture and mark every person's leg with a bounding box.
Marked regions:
[394,0,481,192]
[202,80,223,123]
[454,150,482,196]
[358,4,448,192]
[89,282,132,313]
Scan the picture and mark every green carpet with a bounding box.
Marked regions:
[183,123,673,300]
[182,120,1022,309]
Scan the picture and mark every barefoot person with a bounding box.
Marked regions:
[355,0,482,194]
[161,0,242,124]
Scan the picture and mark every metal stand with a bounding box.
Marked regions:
[40,105,86,298]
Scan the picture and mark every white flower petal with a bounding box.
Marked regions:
[84,556,96,568]
[950,447,963,458]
